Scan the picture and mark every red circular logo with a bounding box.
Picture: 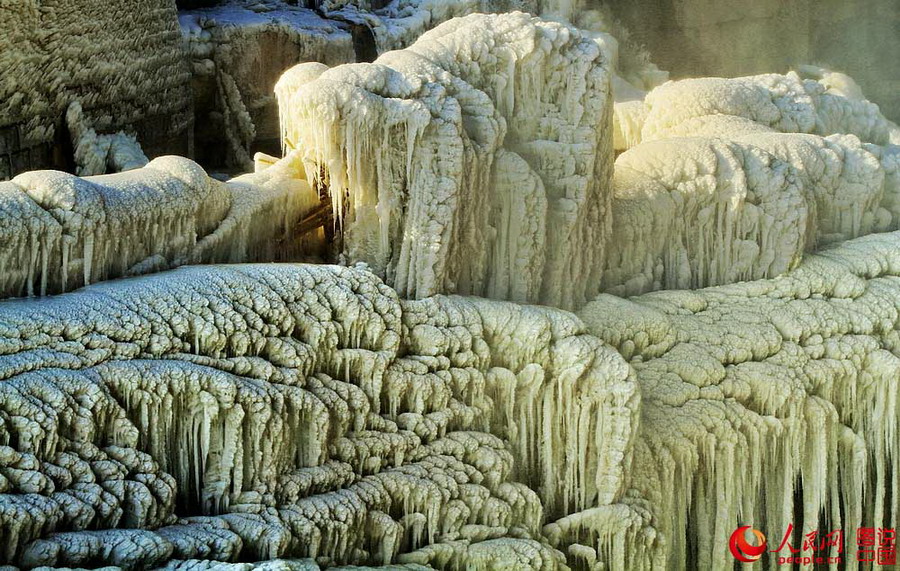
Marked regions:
[730,526,767,563]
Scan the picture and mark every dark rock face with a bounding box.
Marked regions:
[0,0,193,180]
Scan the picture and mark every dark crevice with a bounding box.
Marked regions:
[350,22,379,63]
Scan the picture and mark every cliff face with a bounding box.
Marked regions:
[0,0,193,179]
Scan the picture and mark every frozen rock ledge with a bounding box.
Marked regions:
[0,262,638,569]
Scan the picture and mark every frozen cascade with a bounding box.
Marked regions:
[602,70,900,296]
[8,233,900,568]
[2,3,900,570]
[276,12,613,310]
[0,263,638,569]
[582,231,900,569]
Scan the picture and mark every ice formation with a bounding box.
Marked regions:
[0,262,637,569]
[180,1,356,169]
[0,0,192,175]
[66,102,150,177]
[316,0,537,53]
[4,1,900,569]
[601,133,900,296]
[583,230,900,569]
[317,0,668,92]
[0,156,317,299]
[602,70,900,296]
[277,12,613,309]
[8,227,900,569]
[277,24,899,302]
[624,71,900,149]
[181,0,664,170]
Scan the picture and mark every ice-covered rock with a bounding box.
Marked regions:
[583,230,900,569]
[180,1,356,169]
[277,12,613,309]
[0,263,637,569]
[603,70,900,296]
[627,71,900,149]
[0,156,317,298]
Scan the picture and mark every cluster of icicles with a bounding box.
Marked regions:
[0,153,318,299]
[2,6,900,571]
[0,263,636,570]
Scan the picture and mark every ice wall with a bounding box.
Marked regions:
[0,263,638,569]
[7,230,900,570]
[277,12,613,309]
